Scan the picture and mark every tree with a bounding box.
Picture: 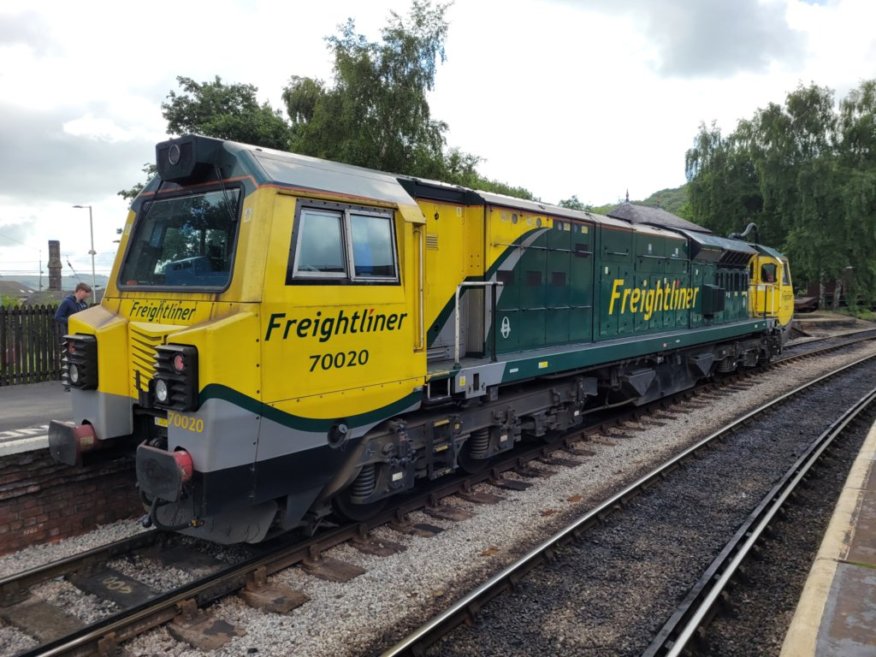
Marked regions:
[835,80,876,307]
[118,164,156,202]
[685,81,876,308]
[559,195,587,211]
[685,121,763,238]
[639,186,693,219]
[119,76,293,200]
[283,1,450,177]
[162,76,292,150]
[120,2,533,202]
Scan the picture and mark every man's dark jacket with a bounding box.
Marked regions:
[54,295,87,334]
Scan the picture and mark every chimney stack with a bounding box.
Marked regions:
[48,240,62,291]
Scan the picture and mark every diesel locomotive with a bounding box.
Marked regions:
[49,135,794,544]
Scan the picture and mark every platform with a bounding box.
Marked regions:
[0,380,70,456]
[781,420,876,657]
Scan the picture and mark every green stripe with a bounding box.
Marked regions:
[199,384,421,432]
[426,228,545,348]
[498,320,770,384]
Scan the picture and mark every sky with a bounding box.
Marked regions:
[0,0,874,284]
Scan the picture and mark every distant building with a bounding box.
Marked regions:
[607,202,710,234]
[0,280,37,304]
[25,288,68,306]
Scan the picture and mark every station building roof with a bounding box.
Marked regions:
[607,203,712,234]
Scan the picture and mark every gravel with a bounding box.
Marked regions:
[697,408,873,657]
[1,336,874,657]
[423,354,876,657]
[0,625,37,656]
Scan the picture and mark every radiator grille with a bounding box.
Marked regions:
[129,324,167,394]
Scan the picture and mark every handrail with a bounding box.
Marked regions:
[454,281,503,366]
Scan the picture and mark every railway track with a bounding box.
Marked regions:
[779,325,876,357]
[2,335,875,655]
[379,352,876,657]
[642,383,876,657]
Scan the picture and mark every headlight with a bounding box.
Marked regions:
[64,334,98,389]
[155,379,169,403]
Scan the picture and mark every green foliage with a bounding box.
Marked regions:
[118,163,157,202]
[283,2,447,174]
[122,2,533,203]
[477,180,534,200]
[574,186,692,220]
[282,1,532,198]
[638,186,692,219]
[120,72,293,202]
[559,195,587,211]
[685,81,876,307]
[163,76,292,150]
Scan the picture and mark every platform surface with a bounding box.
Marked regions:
[0,380,70,455]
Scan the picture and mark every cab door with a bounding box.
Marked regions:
[776,258,794,327]
[750,255,779,319]
[260,193,418,421]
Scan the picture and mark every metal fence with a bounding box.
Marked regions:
[0,305,62,386]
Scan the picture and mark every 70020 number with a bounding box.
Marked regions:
[309,349,369,372]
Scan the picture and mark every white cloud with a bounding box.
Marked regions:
[63,114,134,143]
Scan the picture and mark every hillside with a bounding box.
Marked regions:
[0,274,109,292]
[590,184,690,218]
[639,185,690,218]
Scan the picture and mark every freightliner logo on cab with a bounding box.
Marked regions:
[265,309,408,343]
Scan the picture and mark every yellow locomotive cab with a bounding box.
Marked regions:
[749,246,794,333]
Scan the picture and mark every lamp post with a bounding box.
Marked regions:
[73,204,97,301]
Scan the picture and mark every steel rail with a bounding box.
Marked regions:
[21,527,346,657]
[0,530,161,605]
[642,384,876,657]
[379,351,876,657]
[774,329,876,365]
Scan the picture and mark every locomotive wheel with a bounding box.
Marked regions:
[332,491,387,523]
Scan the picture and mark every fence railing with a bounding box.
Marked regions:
[0,305,62,386]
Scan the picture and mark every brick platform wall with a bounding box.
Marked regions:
[0,449,141,555]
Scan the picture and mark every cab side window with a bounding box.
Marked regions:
[295,209,346,277]
[761,263,777,283]
[288,202,398,284]
[350,213,396,278]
